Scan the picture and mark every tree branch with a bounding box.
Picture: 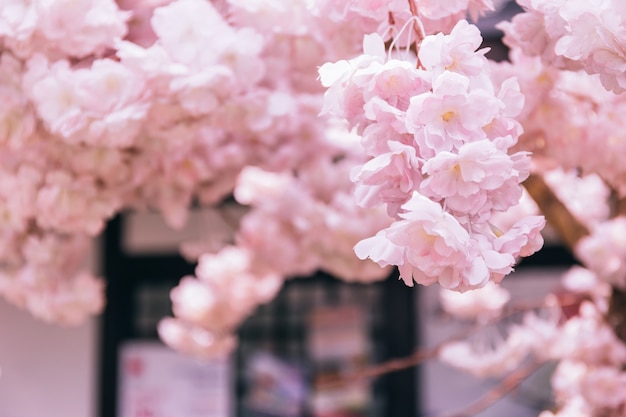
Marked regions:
[523,173,589,251]
[434,359,544,417]
[317,294,579,389]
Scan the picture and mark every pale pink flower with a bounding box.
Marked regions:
[418,0,469,21]
[508,306,563,360]
[406,71,500,153]
[169,67,237,116]
[0,0,38,43]
[363,60,431,110]
[499,0,626,92]
[352,141,422,216]
[195,246,283,304]
[0,232,105,325]
[555,302,626,366]
[234,166,292,205]
[498,8,555,61]
[561,266,611,301]
[152,0,264,75]
[170,277,223,327]
[36,171,121,235]
[544,169,610,228]
[420,140,520,219]
[418,20,487,78]
[24,56,84,139]
[439,281,511,320]
[151,0,229,65]
[319,33,386,128]
[39,0,129,56]
[26,55,150,147]
[494,216,546,259]
[576,217,626,288]
[550,360,587,406]
[227,0,313,36]
[355,192,476,289]
[580,367,626,409]
[24,271,105,326]
[438,328,531,378]
[158,317,237,359]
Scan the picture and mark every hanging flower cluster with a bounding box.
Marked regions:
[320,19,545,291]
[162,143,394,357]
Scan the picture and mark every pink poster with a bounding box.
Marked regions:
[118,341,232,417]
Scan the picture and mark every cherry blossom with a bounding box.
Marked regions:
[439,281,511,320]
[499,0,626,93]
[576,217,626,289]
[1,1,626,414]
[325,18,544,291]
[438,329,531,378]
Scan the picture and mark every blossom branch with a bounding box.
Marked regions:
[611,189,626,217]
[318,343,439,390]
[525,174,626,345]
[318,294,578,389]
[433,359,544,417]
[523,173,589,251]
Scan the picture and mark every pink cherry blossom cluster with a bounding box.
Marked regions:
[489,167,610,239]
[2,1,626,414]
[0,0,386,324]
[499,0,626,93]
[0,0,128,59]
[441,292,626,400]
[576,217,626,289]
[540,293,626,416]
[439,281,511,320]
[492,50,626,196]
[320,19,545,291]
[438,266,626,417]
[0,0,518,333]
[159,246,283,358]
[162,141,393,357]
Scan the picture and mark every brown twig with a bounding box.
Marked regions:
[317,294,580,389]
[407,0,419,19]
[610,188,626,218]
[523,173,589,251]
[317,338,441,390]
[434,359,544,417]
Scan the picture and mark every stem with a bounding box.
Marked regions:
[316,340,440,390]
[610,188,626,217]
[608,287,626,343]
[434,359,544,417]
[406,0,425,69]
[317,295,578,389]
[407,0,419,19]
